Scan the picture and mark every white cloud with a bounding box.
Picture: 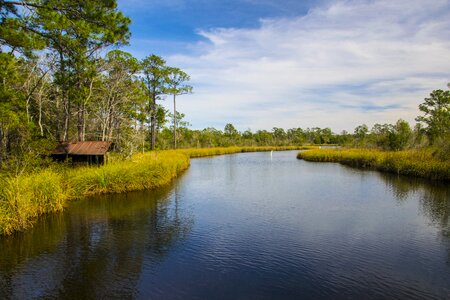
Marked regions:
[164,0,450,132]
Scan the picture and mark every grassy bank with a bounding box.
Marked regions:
[0,151,189,235]
[0,146,305,235]
[179,145,310,158]
[297,148,450,181]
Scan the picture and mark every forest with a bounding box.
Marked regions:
[0,0,449,175]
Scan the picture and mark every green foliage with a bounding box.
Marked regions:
[165,67,192,96]
[141,54,170,149]
[415,87,450,144]
[155,123,342,149]
[370,119,412,151]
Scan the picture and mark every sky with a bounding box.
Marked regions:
[117,0,450,132]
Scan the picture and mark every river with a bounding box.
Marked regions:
[1,151,449,299]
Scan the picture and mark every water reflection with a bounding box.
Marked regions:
[0,184,193,299]
[374,173,450,268]
[379,173,450,232]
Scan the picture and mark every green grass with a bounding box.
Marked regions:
[70,151,189,197]
[0,151,189,235]
[297,148,450,181]
[0,168,67,235]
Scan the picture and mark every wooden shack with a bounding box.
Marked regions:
[52,141,112,165]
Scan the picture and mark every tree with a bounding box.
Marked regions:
[0,53,27,167]
[223,123,239,146]
[141,54,168,150]
[415,86,450,144]
[389,119,412,151]
[354,124,368,146]
[254,130,273,146]
[37,0,130,142]
[287,128,305,145]
[1,1,131,142]
[272,127,288,145]
[165,67,192,149]
[224,123,238,136]
[94,50,142,143]
[0,1,46,56]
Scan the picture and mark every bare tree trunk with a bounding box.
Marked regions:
[77,102,83,141]
[173,94,177,149]
[60,51,70,142]
[150,96,156,150]
[37,83,44,136]
[82,103,87,141]
[63,90,70,142]
[107,107,115,141]
[81,78,94,141]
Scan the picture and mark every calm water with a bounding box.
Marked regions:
[1,151,449,299]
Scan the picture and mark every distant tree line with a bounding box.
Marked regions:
[156,84,449,158]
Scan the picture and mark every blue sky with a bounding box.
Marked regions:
[118,0,450,132]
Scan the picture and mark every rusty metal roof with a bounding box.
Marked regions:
[53,141,112,155]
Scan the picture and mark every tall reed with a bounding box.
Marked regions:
[69,151,189,197]
[0,169,67,235]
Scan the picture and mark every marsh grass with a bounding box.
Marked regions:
[297,148,450,181]
[70,151,190,197]
[180,146,306,158]
[0,169,67,235]
[0,151,189,235]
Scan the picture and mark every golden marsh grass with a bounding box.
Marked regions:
[297,148,450,181]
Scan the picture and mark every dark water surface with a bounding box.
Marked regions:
[1,151,450,299]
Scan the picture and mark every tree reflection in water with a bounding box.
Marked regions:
[379,173,450,265]
[0,184,193,299]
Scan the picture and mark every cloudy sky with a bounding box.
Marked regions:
[117,0,450,132]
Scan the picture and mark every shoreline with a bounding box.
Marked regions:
[297,148,450,181]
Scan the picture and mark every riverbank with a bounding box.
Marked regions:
[0,151,189,235]
[180,145,312,158]
[0,146,309,235]
[297,148,450,181]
